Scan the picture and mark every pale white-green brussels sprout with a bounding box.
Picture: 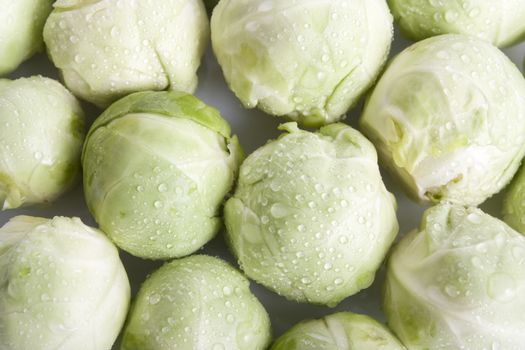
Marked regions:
[211,0,393,127]
[121,255,271,350]
[0,215,130,350]
[224,122,398,306]
[360,34,525,206]
[0,0,53,75]
[271,312,405,350]
[43,0,209,107]
[388,0,525,47]
[384,204,525,349]
[0,76,85,210]
[83,91,242,260]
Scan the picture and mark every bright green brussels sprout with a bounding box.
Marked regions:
[360,34,525,206]
[211,0,393,127]
[0,76,85,210]
[224,122,398,306]
[0,0,53,75]
[121,255,271,350]
[388,0,525,47]
[271,312,405,350]
[0,215,130,350]
[82,91,242,260]
[43,0,209,107]
[384,204,525,349]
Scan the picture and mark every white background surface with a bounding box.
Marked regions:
[3,23,525,347]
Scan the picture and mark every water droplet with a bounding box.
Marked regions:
[136,185,145,192]
[467,213,482,224]
[223,286,232,296]
[158,183,168,192]
[258,0,273,12]
[512,246,525,262]
[444,10,458,22]
[338,236,348,244]
[471,256,483,268]
[270,181,281,192]
[149,293,161,305]
[334,278,343,285]
[488,273,516,302]
[444,284,460,298]
[270,203,292,218]
[460,54,470,63]
[297,224,306,232]
[476,242,488,253]
[301,277,312,284]
[154,201,163,208]
[469,8,481,17]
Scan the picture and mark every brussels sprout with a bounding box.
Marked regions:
[0,215,130,350]
[224,122,398,306]
[388,0,525,47]
[0,76,85,210]
[384,204,525,349]
[121,255,271,350]
[82,91,242,260]
[360,34,525,206]
[211,0,393,127]
[43,0,209,107]
[0,0,53,75]
[271,312,405,350]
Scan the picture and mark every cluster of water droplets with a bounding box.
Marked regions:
[84,111,238,259]
[362,34,525,206]
[1,217,128,349]
[44,0,208,105]
[212,0,392,124]
[122,256,270,349]
[393,0,504,44]
[228,127,397,305]
[0,77,84,208]
[388,205,525,348]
